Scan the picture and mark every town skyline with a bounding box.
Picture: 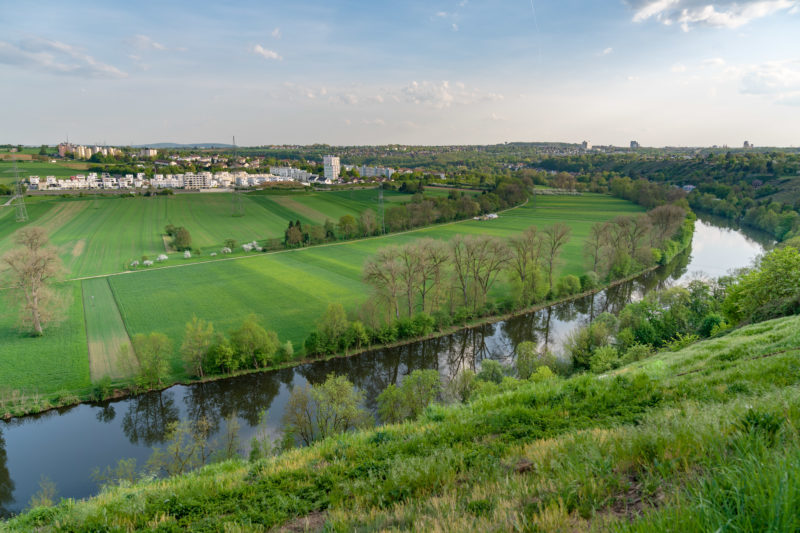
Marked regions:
[2,0,800,147]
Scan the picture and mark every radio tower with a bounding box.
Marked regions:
[13,160,28,222]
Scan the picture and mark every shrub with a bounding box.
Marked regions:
[432,310,452,331]
[699,312,726,337]
[411,312,435,337]
[445,368,476,403]
[183,250,191,259]
[157,254,168,262]
[620,343,652,364]
[580,271,600,291]
[555,275,582,297]
[129,260,139,268]
[477,359,505,384]
[590,345,619,374]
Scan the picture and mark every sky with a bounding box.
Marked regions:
[1,0,799,147]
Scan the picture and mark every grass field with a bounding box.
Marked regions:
[82,278,134,381]
[7,313,800,531]
[108,195,642,361]
[0,190,405,278]
[0,283,90,400]
[0,160,91,185]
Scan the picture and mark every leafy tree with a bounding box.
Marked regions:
[445,368,477,403]
[515,341,538,380]
[131,332,172,387]
[377,369,441,423]
[209,334,238,373]
[173,227,192,251]
[224,238,237,250]
[282,373,371,446]
[508,226,545,306]
[338,214,358,239]
[1,227,65,336]
[180,316,214,378]
[230,316,279,368]
[316,302,350,352]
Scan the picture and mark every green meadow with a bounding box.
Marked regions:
[0,190,408,278]
[0,192,642,405]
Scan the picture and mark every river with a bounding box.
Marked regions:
[0,216,771,517]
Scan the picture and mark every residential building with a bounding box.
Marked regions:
[630,140,640,149]
[323,155,340,181]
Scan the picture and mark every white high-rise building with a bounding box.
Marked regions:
[323,155,340,182]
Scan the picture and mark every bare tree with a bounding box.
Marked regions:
[359,209,378,237]
[414,239,450,312]
[509,226,545,305]
[584,222,610,273]
[1,227,64,336]
[647,204,686,245]
[363,247,403,319]
[450,235,510,310]
[396,244,423,316]
[543,223,572,296]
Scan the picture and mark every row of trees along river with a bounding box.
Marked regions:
[0,214,773,517]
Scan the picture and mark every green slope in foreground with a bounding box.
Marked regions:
[7,314,800,531]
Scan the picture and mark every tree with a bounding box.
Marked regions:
[286,225,303,247]
[543,223,572,296]
[377,369,441,423]
[131,332,172,387]
[173,227,192,251]
[414,239,450,313]
[647,204,686,246]
[1,227,64,336]
[230,315,278,368]
[450,235,510,310]
[180,316,214,378]
[282,373,371,446]
[364,247,403,319]
[316,303,349,352]
[38,145,47,156]
[359,209,378,236]
[584,222,609,274]
[224,238,237,250]
[508,226,545,305]
[515,341,537,380]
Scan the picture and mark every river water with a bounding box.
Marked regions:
[0,217,771,517]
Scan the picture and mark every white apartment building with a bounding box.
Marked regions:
[359,165,395,179]
[140,148,158,158]
[323,155,340,182]
[270,166,314,182]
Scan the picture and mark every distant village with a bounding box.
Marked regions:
[27,146,400,192]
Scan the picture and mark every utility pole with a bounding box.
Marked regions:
[378,181,385,234]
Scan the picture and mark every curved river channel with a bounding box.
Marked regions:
[0,216,773,516]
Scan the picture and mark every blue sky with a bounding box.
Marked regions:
[2,0,799,146]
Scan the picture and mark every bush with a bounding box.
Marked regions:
[476,359,505,384]
[590,345,620,374]
[555,275,581,297]
[444,369,476,403]
[580,271,600,291]
[183,250,191,259]
[432,310,452,331]
[411,312,435,337]
[699,312,726,337]
[620,343,652,364]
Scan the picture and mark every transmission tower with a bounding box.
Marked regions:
[378,181,385,234]
[13,161,28,222]
[232,189,244,217]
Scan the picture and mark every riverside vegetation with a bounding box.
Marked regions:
[5,243,800,531]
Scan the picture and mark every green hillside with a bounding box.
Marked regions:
[6,314,800,531]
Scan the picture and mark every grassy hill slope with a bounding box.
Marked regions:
[7,314,800,531]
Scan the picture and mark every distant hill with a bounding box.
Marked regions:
[133,143,234,149]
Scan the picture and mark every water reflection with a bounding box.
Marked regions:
[0,429,13,517]
[0,216,767,517]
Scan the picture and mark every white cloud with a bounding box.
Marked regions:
[253,44,282,60]
[436,11,448,17]
[361,118,386,126]
[401,80,503,108]
[671,63,687,72]
[452,23,459,31]
[0,38,127,78]
[601,47,613,55]
[271,27,282,39]
[130,34,166,51]
[740,59,800,104]
[703,57,727,67]
[627,0,798,31]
